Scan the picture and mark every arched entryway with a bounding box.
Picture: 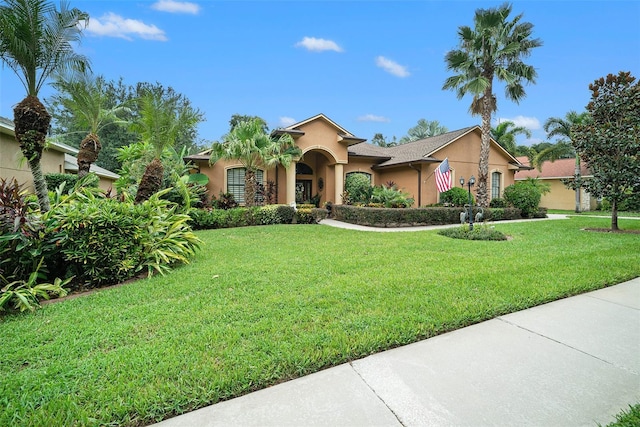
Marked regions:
[286,147,344,206]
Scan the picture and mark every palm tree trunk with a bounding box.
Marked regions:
[13,95,51,212]
[78,133,102,179]
[244,169,257,207]
[477,97,492,208]
[27,157,51,212]
[135,158,164,203]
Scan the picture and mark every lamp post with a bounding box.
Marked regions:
[459,176,476,231]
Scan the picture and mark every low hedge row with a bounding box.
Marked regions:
[188,204,328,230]
[333,205,524,227]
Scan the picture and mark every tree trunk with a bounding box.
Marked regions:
[244,169,257,207]
[135,158,164,203]
[477,99,492,208]
[574,155,581,213]
[611,199,619,231]
[13,95,51,212]
[78,133,102,179]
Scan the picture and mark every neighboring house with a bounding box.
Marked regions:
[515,156,596,211]
[0,117,119,192]
[185,113,528,207]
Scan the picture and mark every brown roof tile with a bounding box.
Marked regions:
[515,156,592,179]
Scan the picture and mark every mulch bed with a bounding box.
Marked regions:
[583,228,640,234]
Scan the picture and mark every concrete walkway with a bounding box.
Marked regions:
[155,277,640,427]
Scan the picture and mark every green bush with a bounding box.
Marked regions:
[370,185,414,208]
[333,205,521,227]
[44,173,79,193]
[188,205,296,230]
[489,197,507,208]
[437,224,508,241]
[440,187,474,206]
[344,173,372,204]
[503,181,544,218]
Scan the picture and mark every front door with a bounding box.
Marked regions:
[295,180,312,203]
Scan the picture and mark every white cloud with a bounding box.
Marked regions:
[151,0,201,14]
[279,117,296,127]
[295,37,343,53]
[375,56,410,78]
[357,114,390,123]
[86,13,167,41]
[498,115,541,130]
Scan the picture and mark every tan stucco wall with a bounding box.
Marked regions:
[1,132,65,191]
[522,178,596,211]
[295,120,348,164]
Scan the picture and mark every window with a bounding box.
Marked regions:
[296,163,313,175]
[227,168,263,204]
[346,171,372,183]
[491,171,502,199]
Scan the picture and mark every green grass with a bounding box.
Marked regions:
[606,403,640,427]
[1,216,639,426]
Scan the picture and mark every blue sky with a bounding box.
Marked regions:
[1,0,639,148]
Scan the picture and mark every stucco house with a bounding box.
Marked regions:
[0,117,119,192]
[515,156,596,211]
[186,113,528,207]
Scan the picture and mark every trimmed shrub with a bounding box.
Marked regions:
[188,205,296,230]
[440,187,474,206]
[438,224,508,241]
[333,205,521,227]
[489,197,507,208]
[503,181,543,218]
[44,173,78,193]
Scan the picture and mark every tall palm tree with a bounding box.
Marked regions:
[536,111,589,212]
[132,89,203,203]
[398,119,448,143]
[491,120,531,155]
[443,3,542,207]
[209,118,302,207]
[50,72,129,178]
[0,0,89,212]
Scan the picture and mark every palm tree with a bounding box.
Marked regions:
[399,119,448,143]
[443,3,542,207]
[50,72,129,178]
[209,118,302,207]
[0,0,89,212]
[491,120,531,155]
[132,89,203,203]
[536,111,590,212]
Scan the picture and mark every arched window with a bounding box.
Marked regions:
[227,168,263,204]
[491,171,502,199]
[296,163,313,175]
[346,171,372,183]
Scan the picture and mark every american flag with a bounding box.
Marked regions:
[435,158,452,193]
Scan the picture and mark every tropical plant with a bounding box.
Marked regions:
[132,88,203,203]
[572,71,640,230]
[369,184,414,208]
[399,119,448,143]
[50,72,130,178]
[443,2,542,208]
[535,111,590,212]
[0,259,69,312]
[371,133,397,147]
[491,120,532,155]
[209,118,301,207]
[0,0,90,212]
[343,172,372,205]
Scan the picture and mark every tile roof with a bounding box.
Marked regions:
[349,126,478,168]
[515,156,592,179]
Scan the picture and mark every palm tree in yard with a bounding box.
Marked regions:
[0,0,89,212]
[399,119,448,143]
[443,2,542,207]
[209,118,302,207]
[491,120,531,155]
[535,111,590,212]
[132,89,203,203]
[50,72,129,178]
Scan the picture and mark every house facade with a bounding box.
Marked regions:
[186,114,528,207]
[0,117,119,192]
[515,156,597,211]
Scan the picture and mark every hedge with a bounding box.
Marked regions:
[189,205,325,230]
[333,205,523,227]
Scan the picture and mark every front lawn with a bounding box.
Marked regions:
[1,216,639,426]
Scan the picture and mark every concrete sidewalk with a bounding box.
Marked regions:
[155,277,640,427]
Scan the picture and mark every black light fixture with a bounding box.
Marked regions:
[459,176,476,231]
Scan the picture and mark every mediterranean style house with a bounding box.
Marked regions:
[0,117,119,192]
[515,156,597,211]
[185,113,529,207]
